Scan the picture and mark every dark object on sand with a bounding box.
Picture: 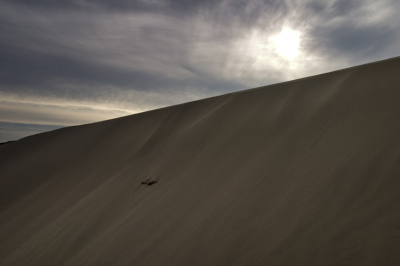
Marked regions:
[141,179,158,186]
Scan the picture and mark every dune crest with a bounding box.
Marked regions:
[1,57,400,265]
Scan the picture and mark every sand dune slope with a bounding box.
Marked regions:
[1,57,400,265]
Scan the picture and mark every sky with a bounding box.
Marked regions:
[1,0,400,142]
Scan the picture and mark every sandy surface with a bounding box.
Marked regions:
[1,57,400,265]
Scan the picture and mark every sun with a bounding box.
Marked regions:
[270,28,300,60]
[234,26,304,81]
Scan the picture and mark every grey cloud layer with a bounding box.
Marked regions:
[0,122,61,143]
[1,0,400,138]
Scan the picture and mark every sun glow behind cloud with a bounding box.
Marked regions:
[1,0,400,141]
[231,25,310,87]
[271,28,301,60]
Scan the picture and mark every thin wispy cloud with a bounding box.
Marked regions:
[1,0,400,141]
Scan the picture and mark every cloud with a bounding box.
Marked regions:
[312,24,397,58]
[1,0,400,141]
[303,0,400,63]
[0,82,218,125]
[0,122,61,143]
[2,0,398,90]
[1,0,222,15]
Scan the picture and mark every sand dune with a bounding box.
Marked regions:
[1,57,400,265]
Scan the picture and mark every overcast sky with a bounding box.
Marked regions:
[1,0,400,142]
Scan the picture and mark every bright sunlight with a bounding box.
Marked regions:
[270,28,300,60]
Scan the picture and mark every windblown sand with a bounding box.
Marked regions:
[1,57,400,265]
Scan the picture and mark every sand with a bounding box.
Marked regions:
[1,56,400,265]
